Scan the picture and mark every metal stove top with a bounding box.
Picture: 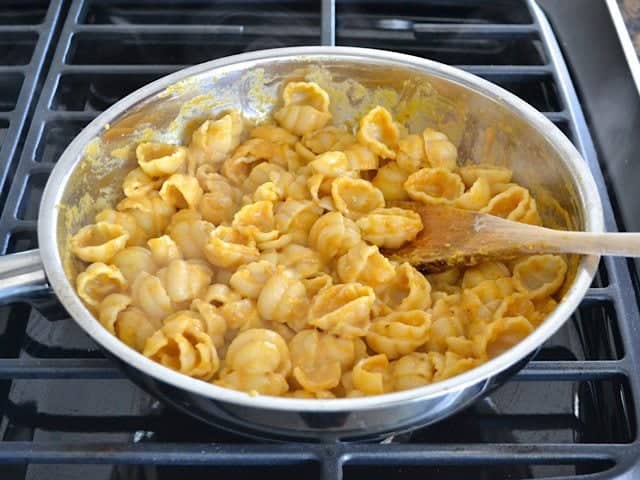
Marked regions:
[0,1,639,479]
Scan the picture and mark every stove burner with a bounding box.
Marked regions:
[0,0,638,479]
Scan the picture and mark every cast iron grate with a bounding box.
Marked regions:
[0,1,638,479]
[0,1,65,220]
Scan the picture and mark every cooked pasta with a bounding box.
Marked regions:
[71,81,569,398]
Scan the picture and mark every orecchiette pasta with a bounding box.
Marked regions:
[71,222,130,263]
[336,242,395,287]
[116,192,175,238]
[147,235,182,266]
[166,211,213,260]
[111,246,157,284]
[352,354,392,395]
[422,128,458,170]
[71,81,568,398]
[371,161,410,201]
[95,209,147,247]
[308,211,360,260]
[357,106,399,159]
[309,283,375,339]
[457,164,513,188]
[481,185,541,225]
[156,259,213,304]
[512,255,567,299]
[367,310,431,359]
[143,313,219,380]
[332,177,385,219]
[391,352,434,391]
[136,142,187,177]
[99,294,159,351]
[404,167,465,205]
[355,207,422,249]
[379,262,432,311]
[204,225,260,269]
[76,263,127,307]
[218,329,290,395]
[122,167,164,199]
[188,111,243,168]
[274,82,332,135]
[289,330,357,392]
[257,268,309,331]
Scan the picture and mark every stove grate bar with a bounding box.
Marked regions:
[0,1,66,215]
[0,358,624,381]
[0,440,620,464]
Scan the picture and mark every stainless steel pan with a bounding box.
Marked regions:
[0,47,603,441]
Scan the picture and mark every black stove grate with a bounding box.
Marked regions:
[0,1,639,479]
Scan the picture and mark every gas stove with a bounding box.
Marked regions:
[0,1,639,479]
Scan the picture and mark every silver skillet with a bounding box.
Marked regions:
[0,47,603,441]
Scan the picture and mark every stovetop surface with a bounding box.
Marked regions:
[0,1,639,479]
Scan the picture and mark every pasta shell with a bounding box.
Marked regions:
[379,262,432,311]
[356,207,423,249]
[122,167,164,199]
[204,225,259,269]
[116,192,175,238]
[229,260,278,299]
[367,310,431,359]
[404,167,465,205]
[188,111,243,167]
[309,283,375,339]
[371,161,410,201]
[159,173,203,209]
[332,177,385,219]
[77,263,127,308]
[308,211,361,261]
[396,134,425,172]
[303,126,355,154]
[147,235,183,266]
[95,209,147,247]
[513,254,567,299]
[71,222,129,263]
[336,242,395,287]
[225,328,291,375]
[131,271,173,319]
[481,185,541,225]
[143,313,219,380]
[136,142,187,177]
[250,123,299,146]
[352,354,392,395]
[422,128,457,170]
[156,259,213,304]
[275,199,322,245]
[111,246,157,284]
[455,176,491,210]
[457,163,512,189]
[391,352,434,391]
[257,268,309,331]
[357,106,399,159]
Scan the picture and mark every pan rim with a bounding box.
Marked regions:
[38,46,603,413]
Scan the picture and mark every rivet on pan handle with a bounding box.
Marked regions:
[0,249,50,304]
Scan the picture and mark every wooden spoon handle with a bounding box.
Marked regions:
[540,230,640,257]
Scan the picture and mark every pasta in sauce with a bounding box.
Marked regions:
[71,81,568,397]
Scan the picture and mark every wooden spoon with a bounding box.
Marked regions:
[387,202,640,273]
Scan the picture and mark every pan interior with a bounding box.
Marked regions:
[57,57,584,287]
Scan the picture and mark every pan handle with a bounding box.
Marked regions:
[0,249,50,304]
